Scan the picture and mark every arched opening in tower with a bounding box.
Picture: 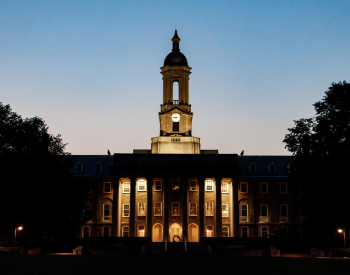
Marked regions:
[173,81,179,101]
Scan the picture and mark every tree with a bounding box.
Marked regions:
[283,81,350,239]
[0,102,90,244]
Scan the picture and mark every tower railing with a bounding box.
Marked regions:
[173,100,179,105]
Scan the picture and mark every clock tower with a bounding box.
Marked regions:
[151,31,201,154]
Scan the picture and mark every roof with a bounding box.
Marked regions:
[71,155,113,176]
[238,155,292,177]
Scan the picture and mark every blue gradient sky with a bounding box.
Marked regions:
[1,0,349,155]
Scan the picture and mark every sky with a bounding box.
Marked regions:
[1,0,350,155]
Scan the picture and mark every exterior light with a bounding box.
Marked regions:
[338,228,346,249]
[15,225,24,244]
[18,226,23,231]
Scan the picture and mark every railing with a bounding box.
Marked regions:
[173,100,179,105]
[279,216,288,223]
[259,216,269,223]
[240,216,249,222]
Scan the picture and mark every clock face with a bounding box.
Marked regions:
[172,113,181,122]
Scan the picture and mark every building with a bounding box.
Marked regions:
[73,31,299,242]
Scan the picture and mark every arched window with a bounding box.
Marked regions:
[222,226,229,237]
[268,162,276,173]
[173,81,179,101]
[249,162,256,173]
[206,225,214,237]
[122,226,129,237]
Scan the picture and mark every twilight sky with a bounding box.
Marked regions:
[1,0,350,155]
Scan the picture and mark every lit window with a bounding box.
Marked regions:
[155,180,162,191]
[241,204,248,222]
[122,226,129,237]
[123,204,130,217]
[154,203,162,216]
[205,180,213,191]
[138,225,145,237]
[206,225,213,237]
[280,182,287,193]
[172,180,180,191]
[103,226,110,237]
[279,204,288,223]
[189,180,197,191]
[76,162,84,173]
[103,204,111,221]
[138,180,146,192]
[189,203,197,216]
[123,182,130,193]
[249,162,256,173]
[260,182,268,193]
[262,227,268,238]
[138,203,145,216]
[259,205,268,223]
[222,227,229,237]
[83,226,90,238]
[240,182,248,193]
[222,204,229,217]
[241,227,248,238]
[95,162,103,173]
[172,202,180,216]
[104,182,111,193]
[206,203,214,216]
[268,162,276,173]
[221,182,228,193]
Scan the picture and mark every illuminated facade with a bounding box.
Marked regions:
[73,31,299,242]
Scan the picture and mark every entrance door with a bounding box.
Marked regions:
[189,224,198,242]
[170,223,181,242]
[152,224,162,242]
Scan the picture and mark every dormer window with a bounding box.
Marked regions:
[268,162,276,173]
[76,162,84,173]
[249,162,256,173]
[95,162,103,173]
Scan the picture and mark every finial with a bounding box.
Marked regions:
[172,30,180,52]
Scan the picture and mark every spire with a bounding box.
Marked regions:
[171,30,180,52]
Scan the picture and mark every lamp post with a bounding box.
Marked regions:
[14,226,23,244]
[338,228,346,249]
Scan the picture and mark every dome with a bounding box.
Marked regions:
[164,51,188,66]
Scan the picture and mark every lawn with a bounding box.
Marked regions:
[1,255,350,275]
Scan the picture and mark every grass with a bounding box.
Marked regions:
[1,255,350,275]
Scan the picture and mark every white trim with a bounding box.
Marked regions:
[103,204,111,221]
[122,204,130,217]
[240,182,248,193]
[138,180,146,192]
[154,202,162,216]
[122,226,129,237]
[205,180,213,192]
[240,204,248,222]
[222,204,229,217]
[221,182,228,193]
[189,180,197,191]
[123,182,130,193]
[138,202,146,216]
[206,203,214,216]
[103,182,111,193]
[280,182,287,193]
[155,180,162,191]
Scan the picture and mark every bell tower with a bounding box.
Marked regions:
[151,30,201,154]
